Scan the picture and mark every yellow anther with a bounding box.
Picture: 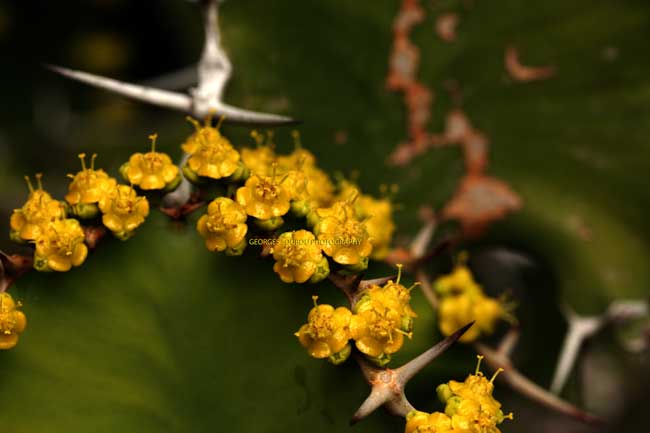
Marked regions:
[396,263,404,285]
[90,153,97,170]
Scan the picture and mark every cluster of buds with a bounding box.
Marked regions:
[295,266,417,366]
[434,258,516,343]
[405,356,513,433]
[193,125,396,283]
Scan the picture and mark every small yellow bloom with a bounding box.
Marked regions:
[350,304,407,364]
[0,292,27,350]
[295,296,352,364]
[404,410,454,433]
[278,137,335,208]
[98,184,149,240]
[122,134,180,190]
[34,218,88,272]
[314,201,372,266]
[10,174,67,242]
[241,133,277,177]
[356,194,395,261]
[235,173,291,220]
[183,117,242,180]
[65,153,117,205]
[271,230,329,283]
[196,197,248,254]
[435,261,515,343]
[436,356,513,433]
[363,266,418,326]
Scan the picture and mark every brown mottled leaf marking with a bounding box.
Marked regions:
[435,13,460,43]
[505,45,556,82]
[442,175,522,236]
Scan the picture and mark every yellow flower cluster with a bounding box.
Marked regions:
[9,151,153,275]
[0,292,27,350]
[405,356,513,433]
[182,116,247,182]
[190,128,394,282]
[121,134,180,190]
[435,260,515,343]
[296,267,417,366]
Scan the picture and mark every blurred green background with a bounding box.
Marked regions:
[0,0,648,432]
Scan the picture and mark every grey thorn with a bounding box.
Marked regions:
[46,64,192,112]
[351,322,472,424]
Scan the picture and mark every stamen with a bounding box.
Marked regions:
[312,295,319,308]
[396,263,403,285]
[215,114,225,130]
[35,173,43,190]
[291,130,302,149]
[148,134,158,153]
[90,153,98,170]
[24,175,34,193]
[250,130,264,147]
[504,412,514,420]
[78,153,87,171]
[407,282,421,292]
[490,367,504,383]
[475,354,484,375]
[66,173,75,179]
[186,116,202,132]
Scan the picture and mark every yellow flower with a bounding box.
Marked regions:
[196,197,248,254]
[314,201,373,266]
[34,218,88,272]
[362,265,418,327]
[356,194,395,261]
[65,153,117,205]
[10,174,67,242]
[241,131,277,177]
[98,184,149,240]
[350,304,409,365]
[278,137,335,208]
[404,410,454,433]
[235,173,291,220]
[436,356,513,433]
[435,261,515,343]
[271,230,329,283]
[434,262,477,296]
[181,115,230,154]
[183,117,242,180]
[121,134,180,190]
[0,292,27,350]
[295,296,352,364]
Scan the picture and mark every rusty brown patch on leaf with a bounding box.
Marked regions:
[435,13,460,43]
[442,175,522,236]
[505,45,556,82]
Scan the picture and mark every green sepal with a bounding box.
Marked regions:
[308,257,330,284]
[254,216,283,231]
[327,344,351,365]
[225,239,247,256]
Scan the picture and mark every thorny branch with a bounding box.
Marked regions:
[411,264,607,425]
[47,0,297,126]
[329,270,472,424]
